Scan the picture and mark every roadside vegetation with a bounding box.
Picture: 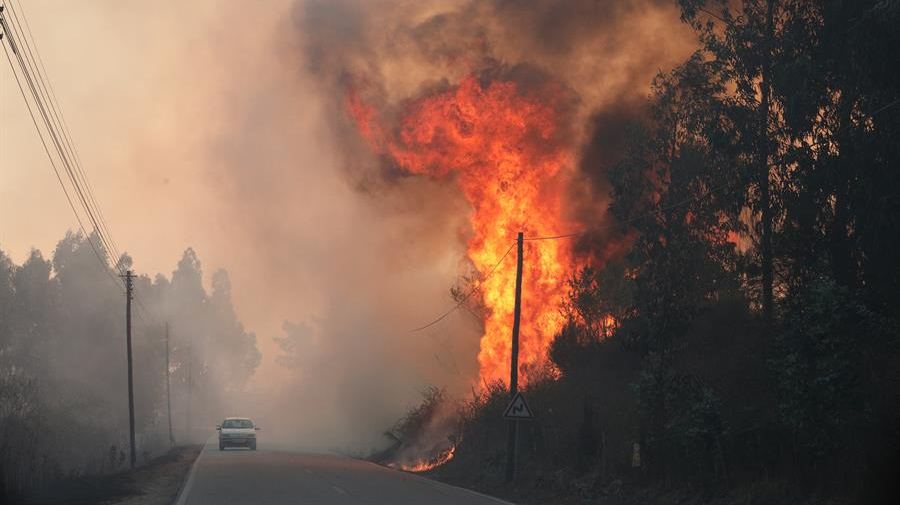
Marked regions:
[24,445,201,505]
[387,1,900,503]
[0,234,260,503]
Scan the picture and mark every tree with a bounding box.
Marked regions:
[607,55,738,356]
[676,0,797,330]
[209,269,261,390]
[0,236,261,500]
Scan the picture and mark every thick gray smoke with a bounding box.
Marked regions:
[294,0,696,261]
[0,3,701,480]
[2,1,699,471]
[237,0,698,452]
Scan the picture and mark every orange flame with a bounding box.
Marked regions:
[390,445,457,473]
[347,76,577,385]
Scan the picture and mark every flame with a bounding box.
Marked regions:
[347,76,577,385]
[390,445,457,473]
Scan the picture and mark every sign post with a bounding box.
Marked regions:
[503,392,534,420]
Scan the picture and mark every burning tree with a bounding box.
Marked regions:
[347,73,581,386]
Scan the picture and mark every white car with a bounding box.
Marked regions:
[216,417,260,450]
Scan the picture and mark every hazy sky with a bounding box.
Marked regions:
[1,2,488,446]
[3,0,294,384]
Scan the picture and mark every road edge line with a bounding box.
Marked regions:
[173,435,212,505]
[381,464,518,505]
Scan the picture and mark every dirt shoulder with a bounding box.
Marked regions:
[26,445,201,505]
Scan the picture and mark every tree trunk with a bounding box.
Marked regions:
[760,0,775,329]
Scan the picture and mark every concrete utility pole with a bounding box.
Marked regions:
[122,270,137,469]
[505,232,524,483]
[165,323,174,446]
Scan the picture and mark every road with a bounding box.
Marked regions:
[175,438,513,505]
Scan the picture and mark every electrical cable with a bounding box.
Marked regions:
[410,241,516,332]
[410,179,739,331]
[10,0,125,265]
[2,4,163,322]
[6,3,162,321]
[3,4,122,272]
[1,36,124,294]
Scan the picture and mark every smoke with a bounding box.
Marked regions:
[2,0,697,457]
[258,0,698,450]
[294,0,696,256]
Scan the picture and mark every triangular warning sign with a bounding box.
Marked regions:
[503,392,534,420]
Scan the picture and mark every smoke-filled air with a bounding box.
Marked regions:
[2,0,899,503]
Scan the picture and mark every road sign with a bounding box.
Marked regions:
[503,392,534,420]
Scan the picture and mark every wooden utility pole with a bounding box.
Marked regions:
[165,323,174,447]
[122,270,137,469]
[505,232,524,483]
[186,342,192,442]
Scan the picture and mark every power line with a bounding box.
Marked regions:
[414,93,900,331]
[410,241,516,332]
[525,177,749,242]
[3,2,163,323]
[409,180,738,332]
[2,3,123,271]
[1,33,124,293]
[9,0,124,265]
[2,5,162,323]
[1,11,108,251]
[522,231,583,242]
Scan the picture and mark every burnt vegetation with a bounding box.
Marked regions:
[395,1,900,503]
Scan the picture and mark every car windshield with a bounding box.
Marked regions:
[222,419,253,429]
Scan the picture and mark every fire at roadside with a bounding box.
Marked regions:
[368,387,460,473]
[351,65,592,475]
[346,72,580,387]
[304,1,900,503]
[333,0,654,478]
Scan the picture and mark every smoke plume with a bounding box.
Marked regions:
[268,0,697,449]
[1,0,698,456]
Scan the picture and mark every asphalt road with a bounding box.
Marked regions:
[175,438,513,505]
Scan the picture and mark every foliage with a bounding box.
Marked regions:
[772,278,898,480]
[372,387,460,469]
[0,233,260,501]
[428,1,900,502]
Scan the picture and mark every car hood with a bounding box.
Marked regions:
[221,428,255,435]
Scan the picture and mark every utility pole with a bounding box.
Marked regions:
[121,270,137,469]
[186,342,192,442]
[505,232,524,483]
[165,323,174,447]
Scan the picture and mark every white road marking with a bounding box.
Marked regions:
[174,435,214,505]
[332,485,347,494]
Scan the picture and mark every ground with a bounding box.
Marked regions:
[26,446,201,505]
[424,467,864,505]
